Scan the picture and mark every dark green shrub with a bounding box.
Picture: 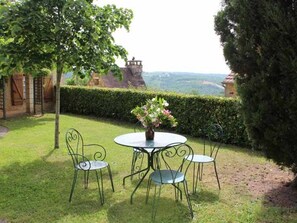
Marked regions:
[215,0,297,181]
[61,86,250,147]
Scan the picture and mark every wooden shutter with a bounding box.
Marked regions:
[43,76,53,102]
[11,74,24,106]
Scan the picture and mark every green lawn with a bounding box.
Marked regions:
[0,114,296,223]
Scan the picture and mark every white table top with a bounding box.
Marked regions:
[114,132,187,149]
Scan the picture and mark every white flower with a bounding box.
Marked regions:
[151,117,157,123]
[149,113,157,119]
[131,96,177,128]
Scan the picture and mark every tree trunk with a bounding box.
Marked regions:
[2,78,6,120]
[54,64,63,149]
[291,175,297,189]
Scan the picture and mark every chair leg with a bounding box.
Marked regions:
[213,161,221,190]
[153,152,161,169]
[192,162,202,194]
[174,184,178,201]
[131,151,146,180]
[152,185,161,222]
[100,169,104,204]
[84,170,90,189]
[183,180,194,218]
[173,183,182,201]
[199,163,204,181]
[107,165,115,192]
[95,170,104,205]
[178,183,182,201]
[146,177,152,204]
[192,162,199,194]
[130,151,137,180]
[69,170,78,202]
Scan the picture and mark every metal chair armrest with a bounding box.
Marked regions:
[84,143,107,161]
[69,153,91,170]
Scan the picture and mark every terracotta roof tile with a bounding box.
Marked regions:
[89,63,146,89]
[222,72,235,84]
[99,68,146,88]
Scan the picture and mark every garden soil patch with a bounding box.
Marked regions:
[223,162,297,208]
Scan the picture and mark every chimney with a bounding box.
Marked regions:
[126,57,143,76]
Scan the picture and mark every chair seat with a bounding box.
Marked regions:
[186,154,214,163]
[76,160,109,171]
[150,170,185,184]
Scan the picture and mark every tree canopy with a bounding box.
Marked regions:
[0,0,133,148]
[215,0,297,186]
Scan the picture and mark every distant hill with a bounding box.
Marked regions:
[142,72,227,96]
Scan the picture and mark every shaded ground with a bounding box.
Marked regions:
[0,126,8,137]
[223,162,297,208]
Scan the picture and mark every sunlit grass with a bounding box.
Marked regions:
[0,113,296,223]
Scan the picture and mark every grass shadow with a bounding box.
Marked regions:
[0,115,55,133]
[0,159,116,222]
[107,195,193,223]
[190,189,220,204]
[42,148,56,161]
[255,184,297,223]
[263,184,297,208]
[62,112,134,129]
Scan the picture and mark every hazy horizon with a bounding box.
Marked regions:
[143,71,228,75]
[95,0,230,74]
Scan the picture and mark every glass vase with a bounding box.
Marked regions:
[145,127,155,140]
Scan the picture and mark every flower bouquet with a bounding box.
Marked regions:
[131,96,178,140]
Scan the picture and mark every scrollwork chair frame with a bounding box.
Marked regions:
[146,143,194,221]
[65,128,114,204]
[186,123,224,192]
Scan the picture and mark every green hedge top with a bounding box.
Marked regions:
[61,86,250,147]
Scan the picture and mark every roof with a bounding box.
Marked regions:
[89,67,146,89]
[222,72,235,84]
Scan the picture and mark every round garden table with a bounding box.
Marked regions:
[114,132,187,204]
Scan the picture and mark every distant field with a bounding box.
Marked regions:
[142,72,227,96]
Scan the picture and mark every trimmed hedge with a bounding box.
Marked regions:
[61,86,250,147]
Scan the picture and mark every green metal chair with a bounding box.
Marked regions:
[186,123,224,192]
[65,128,114,204]
[146,143,194,221]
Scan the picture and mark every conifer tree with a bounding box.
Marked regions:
[215,0,297,187]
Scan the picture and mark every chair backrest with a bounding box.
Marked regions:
[156,143,194,183]
[65,128,86,168]
[204,123,224,159]
[134,121,143,133]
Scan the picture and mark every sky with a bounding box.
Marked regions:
[94,0,230,74]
